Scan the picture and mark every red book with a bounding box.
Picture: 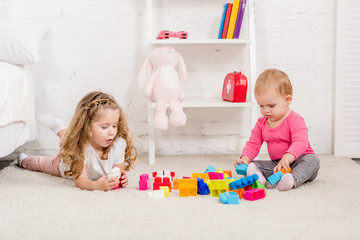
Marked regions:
[221,3,233,39]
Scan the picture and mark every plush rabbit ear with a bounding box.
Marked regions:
[137,54,153,90]
[177,52,187,82]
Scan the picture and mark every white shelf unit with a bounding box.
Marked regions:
[146,0,257,165]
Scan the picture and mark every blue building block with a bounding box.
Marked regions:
[219,192,239,204]
[197,178,210,195]
[204,165,217,173]
[229,174,259,190]
[235,164,247,175]
[267,171,284,186]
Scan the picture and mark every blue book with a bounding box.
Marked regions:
[218,3,228,39]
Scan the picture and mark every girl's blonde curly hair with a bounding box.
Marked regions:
[58,91,137,179]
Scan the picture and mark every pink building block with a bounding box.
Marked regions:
[139,174,151,191]
[208,172,223,180]
[242,188,265,201]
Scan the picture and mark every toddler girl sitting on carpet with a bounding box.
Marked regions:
[18,91,137,191]
[235,69,320,191]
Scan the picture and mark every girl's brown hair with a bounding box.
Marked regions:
[58,91,137,179]
[254,69,293,97]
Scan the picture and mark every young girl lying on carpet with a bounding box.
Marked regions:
[18,91,137,191]
[235,69,320,191]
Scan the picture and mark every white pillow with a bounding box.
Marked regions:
[0,19,51,65]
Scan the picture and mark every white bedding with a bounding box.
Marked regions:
[0,62,36,157]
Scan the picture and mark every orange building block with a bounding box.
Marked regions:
[173,178,180,190]
[191,173,210,182]
[179,178,197,197]
[280,167,292,174]
[223,170,232,178]
[230,188,244,199]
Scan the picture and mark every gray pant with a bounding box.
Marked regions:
[252,154,320,188]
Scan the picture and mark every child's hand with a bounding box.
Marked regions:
[120,172,128,187]
[273,153,296,173]
[234,156,250,168]
[96,176,120,191]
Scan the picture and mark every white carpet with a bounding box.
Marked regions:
[0,154,360,240]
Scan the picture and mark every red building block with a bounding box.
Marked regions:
[153,177,172,192]
[153,171,175,182]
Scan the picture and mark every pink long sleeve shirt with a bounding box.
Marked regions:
[241,110,314,161]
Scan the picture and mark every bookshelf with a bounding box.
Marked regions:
[145,0,257,164]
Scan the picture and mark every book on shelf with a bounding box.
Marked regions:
[233,0,247,39]
[221,3,232,39]
[218,3,228,39]
[226,0,240,39]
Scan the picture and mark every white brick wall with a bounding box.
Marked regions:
[1,0,335,158]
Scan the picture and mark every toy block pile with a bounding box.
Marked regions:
[139,164,268,203]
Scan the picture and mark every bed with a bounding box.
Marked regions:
[0,19,50,158]
[0,63,36,158]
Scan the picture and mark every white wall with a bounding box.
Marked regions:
[0,0,335,158]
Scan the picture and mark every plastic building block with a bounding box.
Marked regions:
[252,180,265,189]
[235,164,247,175]
[191,173,210,182]
[215,168,224,173]
[223,170,232,178]
[267,167,292,186]
[108,167,121,179]
[156,30,188,40]
[149,190,165,199]
[204,165,217,173]
[219,192,239,204]
[229,174,259,190]
[159,186,170,197]
[252,180,267,196]
[230,188,244,199]
[153,177,172,191]
[139,173,151,191]
[197,178,210,195]
[244,185,252,191]
[173,178,180,190]
[208,172,223,180]
[153,171,175,182]
[243,188,265,201]
[179,179,197,197]
[209,179,231,197]
[108,167,121,189]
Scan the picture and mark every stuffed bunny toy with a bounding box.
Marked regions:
[138,46,187,131]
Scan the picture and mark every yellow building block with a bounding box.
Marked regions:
[209,179,232,197]
[159,186,170,197]
[215,168,224,173]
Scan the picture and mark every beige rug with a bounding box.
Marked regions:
[0,154,359,240]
